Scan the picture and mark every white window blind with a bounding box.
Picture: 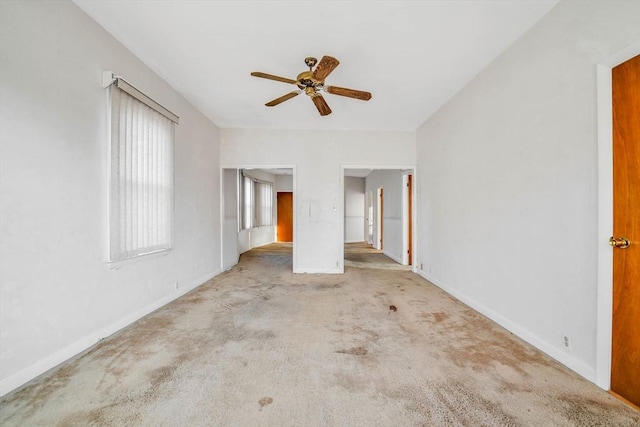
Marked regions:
[255,182,273,226]
[108,84,175,261]
[242,176,253,230]
[239,171,274,230]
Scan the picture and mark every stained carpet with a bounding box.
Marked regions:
[1,244,638,426]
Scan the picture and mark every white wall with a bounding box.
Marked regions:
[366,170,405,263]
[415,0,640,384]
[221,129,415,273]
[275,175,293,192]
[0,0,221,396]
[344,177,365,243]
[237,169,276,253]
[222,169,239,270]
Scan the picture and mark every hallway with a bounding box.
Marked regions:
[344,242,412,271]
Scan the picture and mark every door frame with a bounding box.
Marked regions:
[366,190,374,244]
[377,187,383,250]
[595,41,640,390]
[220,164,297,272]
[403,172,413,265]
[339,165,417,274]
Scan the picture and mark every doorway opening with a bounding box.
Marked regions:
[221,166,295,272]
[342,167,415,271]
[366,190,374,245]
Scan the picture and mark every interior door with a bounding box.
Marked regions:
[276,192,293,242]
[611,54,639,408]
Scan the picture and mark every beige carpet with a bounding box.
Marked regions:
[344,242,412,271]
[1,243,638,426]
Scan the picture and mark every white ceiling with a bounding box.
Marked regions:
[74,0,558,132]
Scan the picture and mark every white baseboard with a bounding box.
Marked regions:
[416,270,597,384]
[294,267,342,274]
[383,249,404,265]
[0,269,221,397]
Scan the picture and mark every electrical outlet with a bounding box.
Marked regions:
[175,281,179,291]
[562,334,572,351]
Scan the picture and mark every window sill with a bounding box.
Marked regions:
[106,248,172,270]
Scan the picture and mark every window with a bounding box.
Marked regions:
[242,175,253,230]
[108,79,178,262]
[239,171,274,230]
[255,181,273,227]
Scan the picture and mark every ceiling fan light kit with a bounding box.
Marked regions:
[251,55,372,116]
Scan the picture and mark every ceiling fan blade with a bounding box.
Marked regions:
[265,91,301,107]
[251,72,298,85]
[325,85,372,101]
[311,94,332,116]
[312,56,340,81]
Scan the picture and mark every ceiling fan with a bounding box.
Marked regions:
[251,56,372,116]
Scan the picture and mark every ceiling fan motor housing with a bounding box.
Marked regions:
[296,71,323,91]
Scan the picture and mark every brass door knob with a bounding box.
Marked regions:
[609,236,631,249]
